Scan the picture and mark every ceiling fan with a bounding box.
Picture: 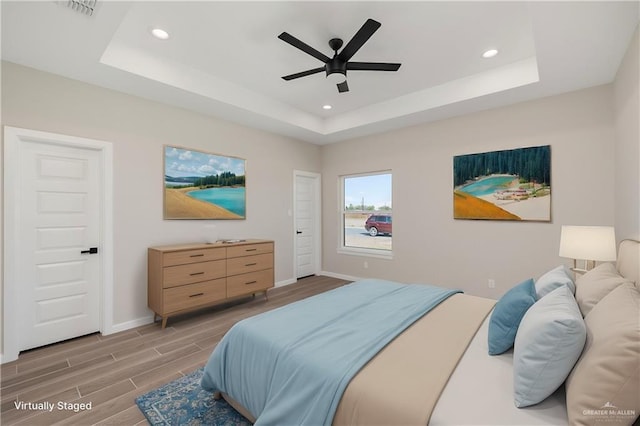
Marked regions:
[278,18,401,93]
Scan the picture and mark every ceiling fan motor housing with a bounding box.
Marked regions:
[327,38,347,80]
[326,57,347,80]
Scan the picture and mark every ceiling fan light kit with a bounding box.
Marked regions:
[327,72,346,84]
[279,18,401,93]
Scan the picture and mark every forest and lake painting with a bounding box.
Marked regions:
[453,145,551,221]
[164,146,246,219]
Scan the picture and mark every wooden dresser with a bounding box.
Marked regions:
[148,239,274,328]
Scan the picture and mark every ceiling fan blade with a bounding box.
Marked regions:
[337,81,349,93]
[278,32,330,63]
[337,19,381,62]
[282,67,326,81]
[347,62,401,71]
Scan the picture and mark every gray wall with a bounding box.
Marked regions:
[614,26,640,242]
[322,20,638,294]
[321,84,617,298]
[1,62,321,338]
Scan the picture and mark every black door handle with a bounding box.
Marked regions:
[296,230,302,234]
[81,247,98,254]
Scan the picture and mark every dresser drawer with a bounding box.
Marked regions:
[226,243,273,258]
[163,259,226,288]
[163,247,226,267]
[226,253,273,276]
[163,279,226,313]
[227,269,273,298]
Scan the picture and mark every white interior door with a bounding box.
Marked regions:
[17,140,102,351]
[294,171,321,279]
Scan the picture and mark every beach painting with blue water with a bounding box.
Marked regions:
[164,146,246,220]
[453,146,551,221]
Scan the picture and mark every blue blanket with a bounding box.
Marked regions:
[201,279,460,425]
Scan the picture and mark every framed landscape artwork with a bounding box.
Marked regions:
[453,145,551,221]
[164,146,246,220]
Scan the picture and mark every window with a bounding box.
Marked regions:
[340,171,392,257]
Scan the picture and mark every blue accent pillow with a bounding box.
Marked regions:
[488,278,537,355]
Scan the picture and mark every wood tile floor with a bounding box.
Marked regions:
[0,275,349,425]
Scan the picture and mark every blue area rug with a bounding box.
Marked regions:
[135,368,252,426]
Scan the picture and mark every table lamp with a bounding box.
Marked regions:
[559,225,617,273]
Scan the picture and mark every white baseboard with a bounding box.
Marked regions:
[276,273,360,288]
[0,317,156,363]
[102,315,154,336]
[101,279,300,336]
[320,271,362,282]
[98,279,300,336]
[275,278,297,287]
[3,316,156,362]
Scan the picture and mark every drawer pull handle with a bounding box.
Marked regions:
[245,248,257,252]
[245,281,257,285]
[189,293,204,298]
[245,263,257,267]
[190,254,205,258]
[190,272,205,276]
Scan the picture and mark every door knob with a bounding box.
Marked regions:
[296,230,302,234]
[81,247,98,254]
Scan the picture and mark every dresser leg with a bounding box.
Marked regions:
[213,391,222,400]
[264,290,269,301]
[161,317,168,329]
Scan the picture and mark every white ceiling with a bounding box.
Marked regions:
[2,1,638,144]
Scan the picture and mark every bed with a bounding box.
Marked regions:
[201,239,640,425]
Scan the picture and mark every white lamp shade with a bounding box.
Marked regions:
[559,226,617,261]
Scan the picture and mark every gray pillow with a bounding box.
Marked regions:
[575,262,631,317]
[566,283,640,425]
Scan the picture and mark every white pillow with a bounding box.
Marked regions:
[513,285,586,408]
[534,265,575,298]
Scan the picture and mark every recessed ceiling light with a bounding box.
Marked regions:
[482,49,498,58]
[322,105,332,110]
[151,28,170,40]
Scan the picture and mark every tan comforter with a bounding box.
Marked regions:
[333,293,495,425]
[221,293,495,425]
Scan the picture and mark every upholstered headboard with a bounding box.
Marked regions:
[616,239,640,286]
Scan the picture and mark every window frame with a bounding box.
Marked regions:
[338,170,393,259]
